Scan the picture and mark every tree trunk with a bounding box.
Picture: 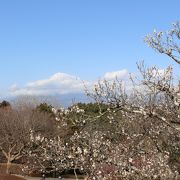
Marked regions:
[74,168,78,180]
[6,159,11,174]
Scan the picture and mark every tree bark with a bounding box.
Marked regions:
[6,159,11,174]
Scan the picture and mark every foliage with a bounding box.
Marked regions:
[36,103,54,116]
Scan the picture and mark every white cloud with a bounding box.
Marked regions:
[9,83,19,91]
[103,69,129,80]
[9,70,129,96]
[10,73,86,96]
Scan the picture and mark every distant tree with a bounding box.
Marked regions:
[0,100,11,108]
[36,103,54,116]
[0,108,31,174]
[76,102,108,115]
[0,103,59,174]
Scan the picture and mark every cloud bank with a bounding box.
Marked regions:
[9,69,129,96]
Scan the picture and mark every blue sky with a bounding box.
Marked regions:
[0,0,179,97]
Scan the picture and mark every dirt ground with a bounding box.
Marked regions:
[0,174,26,180]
